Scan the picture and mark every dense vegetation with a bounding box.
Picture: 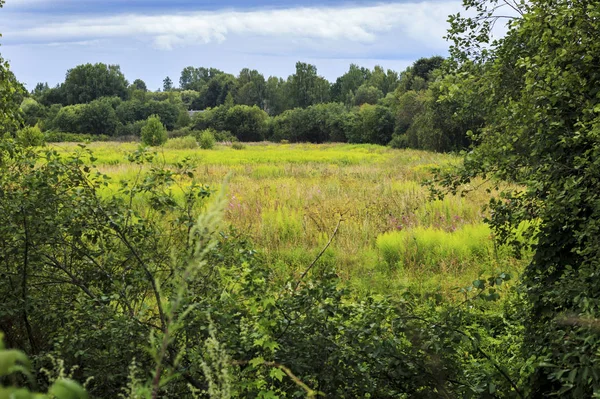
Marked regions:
[2,0,600,398]
[18,56,459,150]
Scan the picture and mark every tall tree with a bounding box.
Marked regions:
[288,62,330,108]
[63,63,129,105]
[440,0,600,396]
[162,76,173,92]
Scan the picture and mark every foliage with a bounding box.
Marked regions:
[352,84,383,106]
[0,55,24,134]
[0,333,88,399]
[44,132,111,143]
[62,63,129,105]
[198,129,216,149]
[15,125,45,147]
[20,98,46,127]
[348,104,394,145]
[431,0,600,396]
[163,135,198,150]
[140,114,167,146]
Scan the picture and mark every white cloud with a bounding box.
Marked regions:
[6,2,460,51]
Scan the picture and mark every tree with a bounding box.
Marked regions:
[131,79,147,92]
[352,84,383,106]
[63,63,128,105]
[141,114,167,146]
[264,76,290,115]
[437,0,600,396]
[236,68,266,107]
[163,76,173,92]
[224,105,268,142]
[288,62,330,108]
[348,104,394,145]
[331,64,371,103]
[0,59,24,134]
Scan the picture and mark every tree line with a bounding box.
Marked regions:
[17,56,477,151]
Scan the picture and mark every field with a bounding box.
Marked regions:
[53,141,526,296]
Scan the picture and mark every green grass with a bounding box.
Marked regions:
[51,141,529,296]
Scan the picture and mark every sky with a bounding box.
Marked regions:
[0,0,464,91]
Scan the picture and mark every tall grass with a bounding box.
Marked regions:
[50,141,529,295]
[376,224,495,273]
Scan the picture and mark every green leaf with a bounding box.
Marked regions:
[48,379,88,399]
[269,367,285,382]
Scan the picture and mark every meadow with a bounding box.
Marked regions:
[53,141,527,296]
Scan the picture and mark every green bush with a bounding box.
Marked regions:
[164,135,198,150]
[213,129,237,142]
[140,114,167,146]
[169,126,192,138]
[231,142,246,150]
[388,133,408,148]
[198,129,216,149]
[44,132,111,143]
[16,125,45,147]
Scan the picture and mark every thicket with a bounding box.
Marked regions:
[20,56,472,150]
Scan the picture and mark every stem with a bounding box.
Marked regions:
[294,214,344,292]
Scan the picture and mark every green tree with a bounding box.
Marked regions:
[63,63,128,105]
[224,105,268,142]
[163,76,173,92]
[348,104,394,145]
[331,64,371,103]
[437,0,600,396]
[352,84,383,106]
[141,114,167,146]
[236,68,266,107]
[288,62,330,108]
[131,78,147,92]
[20,98,46,127]
[16,125,44,147]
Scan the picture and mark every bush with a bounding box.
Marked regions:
[213,130,237,142]
[164,135,198,150]
[116,120,145,137]
[231,142,246,150]
[168,126,192,139]
[140,114,167,146]
[44,132,111,143]
[198,129,216,149]
[389,133,408,149]
[16,125,45,147]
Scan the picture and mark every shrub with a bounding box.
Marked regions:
[140,114,167,146]
[169,126,192,139]
[198,129,216,149]
[44,132,110,143]
[389,133,408,149]
[231,142,246,150]
[164,135,198,150]
[16,125,45,147]
[213,130,237,142]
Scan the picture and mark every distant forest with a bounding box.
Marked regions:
[16,57,476,151]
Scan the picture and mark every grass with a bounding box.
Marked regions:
[51,141,528,297]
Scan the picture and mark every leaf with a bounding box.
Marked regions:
[0,349,30,376]
[48,379,88,399]
[269,367,285,382]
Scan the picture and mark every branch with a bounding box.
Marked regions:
[293,213,344,293]
[233,360,325,398]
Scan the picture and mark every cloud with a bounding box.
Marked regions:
[6,2,460,51]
